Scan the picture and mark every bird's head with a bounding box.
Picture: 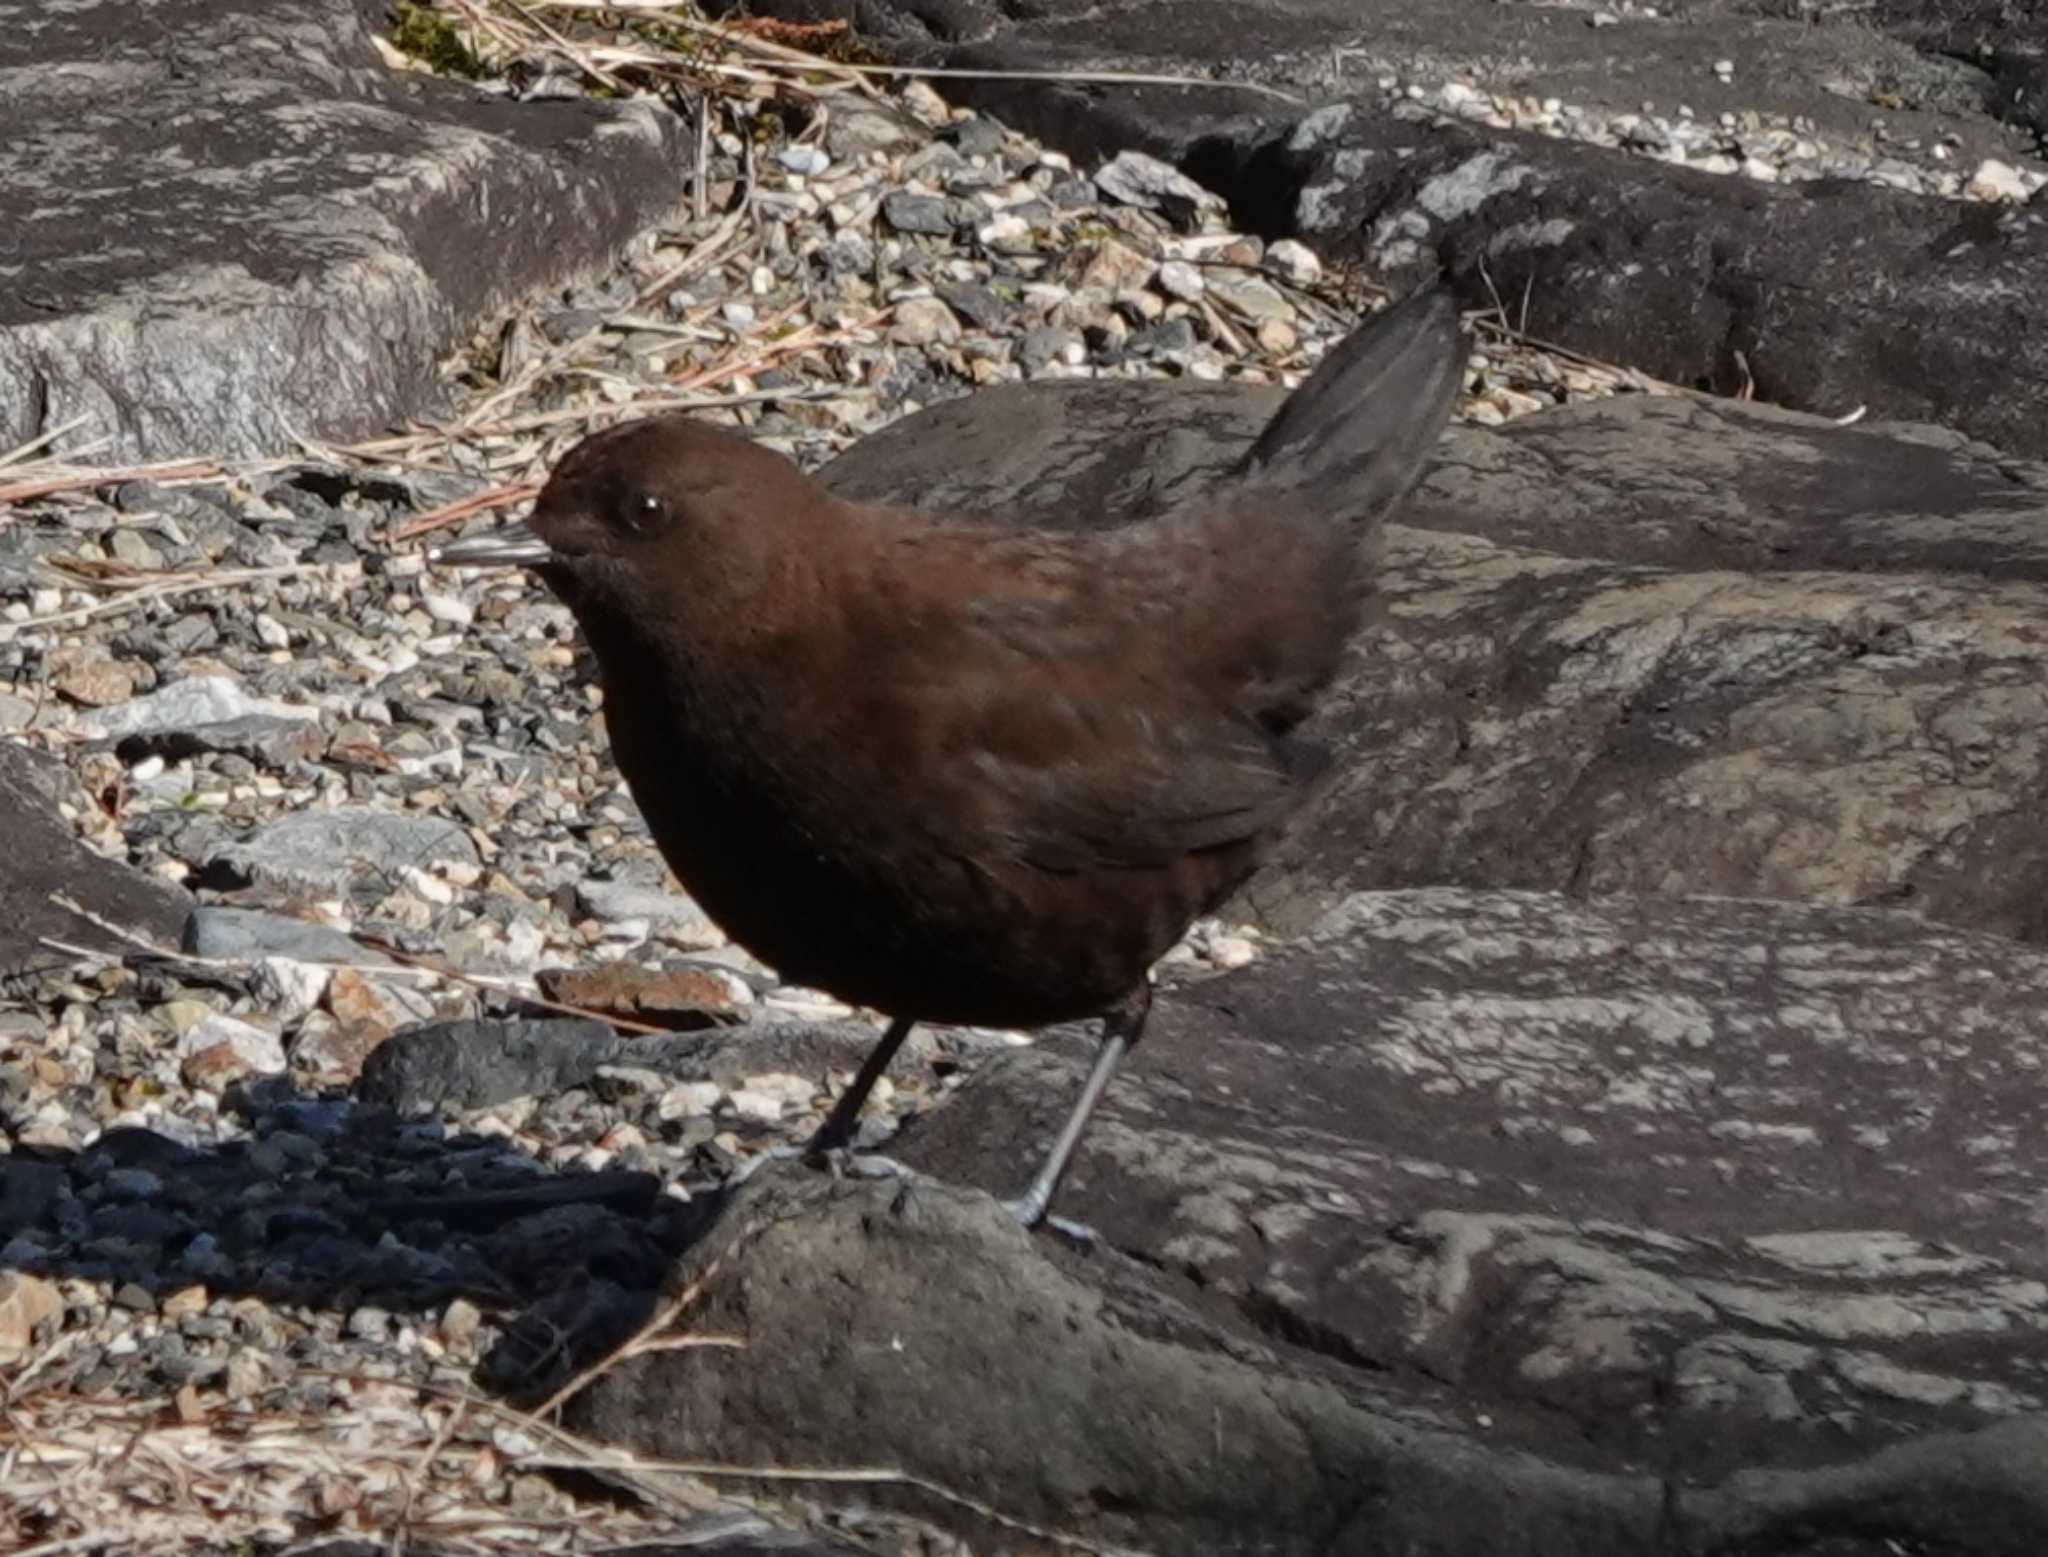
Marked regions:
[431,414,833,635]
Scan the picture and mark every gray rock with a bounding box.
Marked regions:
[572,889,2048,1555]
[819,374,2048,943]
[822,101,925,159]
[937,115,1008,157]
[574,878,726,947]
[206,807,479,898]
[934,281,1013,331]
[115,714,327,768]
[182,906,389,966]
[880,191,956,235]
[0,740,193,976]
[1015,324,1076,371]
[77,675,318,741]
[1092,147,1223,215]
[0,0,693,461]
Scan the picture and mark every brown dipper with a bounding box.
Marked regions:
[434,287,1466,1225]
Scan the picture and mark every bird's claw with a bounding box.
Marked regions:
[999,1196,1100,1245]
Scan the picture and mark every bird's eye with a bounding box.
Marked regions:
[622,491,665,532]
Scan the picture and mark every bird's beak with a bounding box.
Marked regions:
[429,520,554,568]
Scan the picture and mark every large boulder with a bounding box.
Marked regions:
[569,889,2048,1555]
[0,0,693,461]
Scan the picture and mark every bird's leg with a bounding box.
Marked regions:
[804,1013,917,1162]
[1005,983,1152,1229]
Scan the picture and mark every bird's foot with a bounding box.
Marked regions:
[729,1142,805,1187]
[839,1151,916,1184]
[801,1140,918,1186]
[998,1195,1101,1246]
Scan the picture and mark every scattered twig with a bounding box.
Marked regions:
[0,562,347,635]
[0,416,100,470]
[390,481,544,543]
[0,458,227,507]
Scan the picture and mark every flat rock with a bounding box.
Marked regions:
[0,0,692,461]
[0,740,193,976]
[74,675,315,742]
[204,807,479,898]
[575,877,727,948]
[570,889,2048,1554]
[182,905,391,967]
[821,376,2048,941]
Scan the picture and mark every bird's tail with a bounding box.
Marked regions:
[1235,287,1466,516]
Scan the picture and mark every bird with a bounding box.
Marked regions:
[433,287,1467,1227]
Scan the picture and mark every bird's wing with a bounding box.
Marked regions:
[926,667,1317,873]
[846,510,1325,874]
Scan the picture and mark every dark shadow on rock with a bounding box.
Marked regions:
[0,1008,950,1405]
[0,1073,707,1399]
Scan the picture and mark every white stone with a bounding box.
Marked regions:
[178,1013,286,1077]
[725,1087,788,1123]
[1262,239,1322,286]
[421,591,474,627]
[1967,158,2027,203]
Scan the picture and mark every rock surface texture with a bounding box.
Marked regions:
[572,891,2048,1555]
[0,0,692,461]
[717,0,2048,454]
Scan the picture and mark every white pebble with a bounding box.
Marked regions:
[1263,239,1322,286]
[421,591,474,627]
[1967,158,2027,203]
[725,1088,787,1123]
[1208,935,1258,969]
[659,1081,724,1120]
[778,145,831,176]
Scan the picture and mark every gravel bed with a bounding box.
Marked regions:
[0,13,1662,1551]
[1386,68,2047,203]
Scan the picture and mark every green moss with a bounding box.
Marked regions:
[389,3,486,79]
